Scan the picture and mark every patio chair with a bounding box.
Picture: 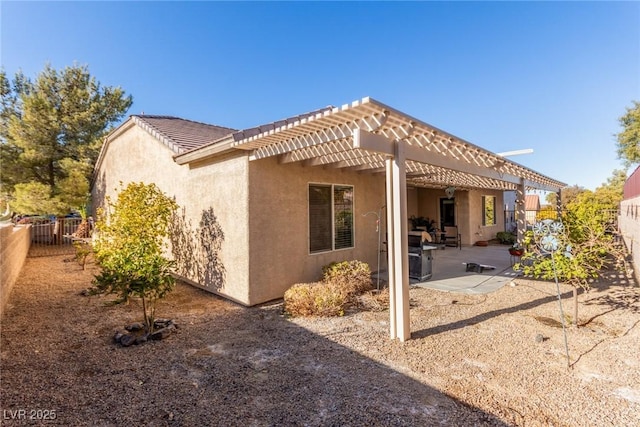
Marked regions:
[443,226,461,249]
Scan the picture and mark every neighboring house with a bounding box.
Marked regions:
[525,194,541,225]
[93,97,566,314]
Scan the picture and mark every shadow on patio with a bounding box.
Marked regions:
[373,243,522,295]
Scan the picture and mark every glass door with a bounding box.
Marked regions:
[439,198,456,229]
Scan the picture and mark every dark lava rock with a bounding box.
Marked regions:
[150,327,172,341]
[113,330,126,343]
[135,334,149,345]
[125,322,145,332]
[120,334,137,347]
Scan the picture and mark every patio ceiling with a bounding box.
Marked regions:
[229,97,566,192]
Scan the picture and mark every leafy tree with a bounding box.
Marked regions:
[517,199,625,326]
[593,169,625,207]
[545,185,586,207]
[0,64,132,214]
[616,101,640,167]
[520,168,626,325]
[92,182,178,334]
[11,182,65,215]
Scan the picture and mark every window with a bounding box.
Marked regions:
[482,195,496,226]
[309,184,354,253]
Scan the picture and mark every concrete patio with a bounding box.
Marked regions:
[373,244,521,295]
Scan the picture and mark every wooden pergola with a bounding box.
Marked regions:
[229,97,567,341]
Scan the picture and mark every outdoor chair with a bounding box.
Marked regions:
[443,226,461,249]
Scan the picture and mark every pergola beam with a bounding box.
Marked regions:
[353,129,531,188]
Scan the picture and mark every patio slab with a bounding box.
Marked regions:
[373,244,521,295]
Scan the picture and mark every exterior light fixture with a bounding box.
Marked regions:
[445,186,455,199]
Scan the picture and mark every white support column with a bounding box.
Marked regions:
[390,141,410,342]
[385,157,397,340]
[516,179,526,244]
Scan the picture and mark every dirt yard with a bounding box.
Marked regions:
[1,254,639,426]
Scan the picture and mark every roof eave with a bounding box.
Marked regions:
[174,135,237,165]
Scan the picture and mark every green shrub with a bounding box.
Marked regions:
[321,260,372,298]
[496,231,516,245]
[73,240,92,270]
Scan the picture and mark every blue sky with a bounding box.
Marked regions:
[1,1,639,191]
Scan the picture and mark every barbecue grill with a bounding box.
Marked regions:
[407,232,435,281]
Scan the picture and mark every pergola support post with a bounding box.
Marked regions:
[516,179,526,244]
[385,141,410,342]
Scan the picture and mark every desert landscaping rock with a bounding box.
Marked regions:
[118,333,137,347]
[125,322,145,332]
[150,327,172,341]
[113,330,125,343]
[135,334,148,345]
[1,254,639,426]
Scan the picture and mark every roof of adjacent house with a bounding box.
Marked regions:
[525,194,540,211]
[133,115,236,154]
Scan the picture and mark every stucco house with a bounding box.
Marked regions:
[93,97,565,338]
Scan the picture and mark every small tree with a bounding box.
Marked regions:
[517,199,626,326]
[92,182,177,333]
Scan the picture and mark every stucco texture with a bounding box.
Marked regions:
[247,157,385,304]
[93,125,251,305]
[94,122,510,306]
[467,189,505,245]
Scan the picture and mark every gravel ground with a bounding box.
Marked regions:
[1,254,639,426]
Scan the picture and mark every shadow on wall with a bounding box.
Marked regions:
[171,206,226,290]
[92,171,108,215]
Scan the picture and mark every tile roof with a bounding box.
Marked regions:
[232,106,334,141]
[525,194,540,211]
[133,115,236,154]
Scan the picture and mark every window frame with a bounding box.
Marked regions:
[482,195,497,226]
[308,183,355,254]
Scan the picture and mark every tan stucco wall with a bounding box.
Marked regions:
[467,189,505,244]
[619,196,640,284]
[414,188,439,224]
[0,224,30,318]
[455,191,472,244]
[247,158,385,304]
[93,125,251,304]
[412,188,506,246]
[414,188,471,245]
[95,123,515,306]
